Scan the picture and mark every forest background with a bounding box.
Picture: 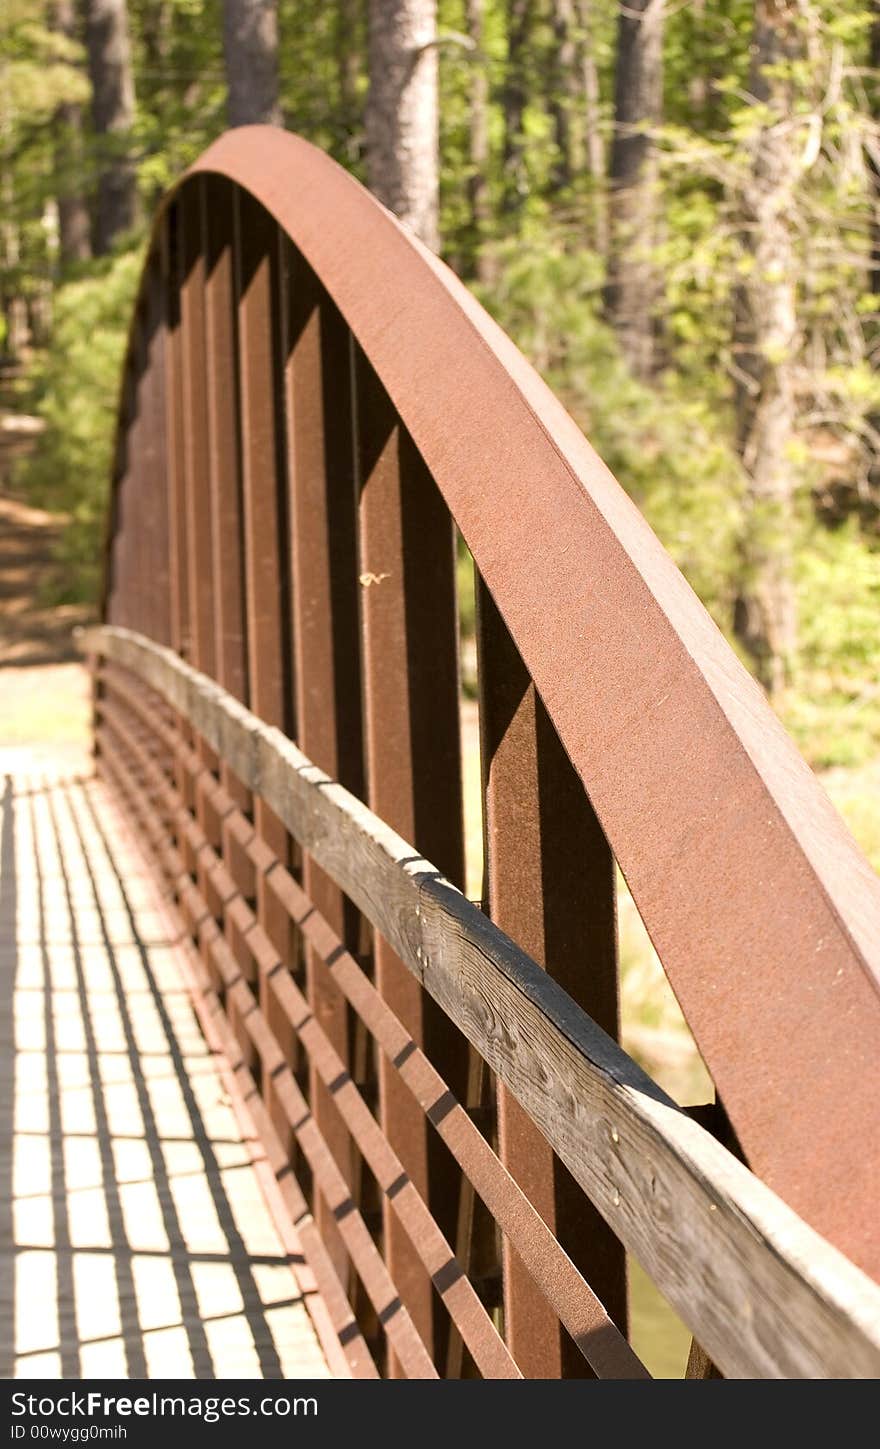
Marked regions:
[1,0,878,866]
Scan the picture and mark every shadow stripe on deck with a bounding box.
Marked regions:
[0,769,331,1381]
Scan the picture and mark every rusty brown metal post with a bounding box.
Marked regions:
[204,176,248,713]
[158,202,196,896]
[142,251,171,648]
[477,580,627,1375]
[201,176,253,899]
[283,246,364,1299]
[179,178,216,685]
[354,346,469,1373]
[203,173,258,998]
[120,361,140,636]
[233,190,294,1105]
[179,179,222,938]
[161,204,190,666]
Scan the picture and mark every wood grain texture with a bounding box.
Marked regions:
[95,710,510,1380]
[80,626,880,1379]
[96,664,644,1378]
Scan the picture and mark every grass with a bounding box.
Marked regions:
[0,663,90,745]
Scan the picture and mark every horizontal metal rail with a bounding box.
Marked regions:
[80,624,880,1380]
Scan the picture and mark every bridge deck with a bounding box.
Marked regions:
[0,765,332,1380]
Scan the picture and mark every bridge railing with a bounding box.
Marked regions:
[89,126,880,1379]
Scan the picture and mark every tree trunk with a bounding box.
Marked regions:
[861,4,880,528]
[142,0,172,76]
[466,0,492,278]
[871,8,880,287]
[338,0,363,140]
[53,0,91,264]
[502,0,531,214]
[606,0,663,379]
[732,0,803,697]
[549,0,579,190]
[222,0,282,128]
[688,0,709,122]
[83,0,138,255]
[575,0,607,253]
[365,0,439,251]
[0,197,28,361]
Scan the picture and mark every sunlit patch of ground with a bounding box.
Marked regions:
[0,662,92,778]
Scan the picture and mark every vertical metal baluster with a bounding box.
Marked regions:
[477,580,627,1378]
[233,192,292,1111]
[354,345,468,1374]
[142,250,171,648]
[115,371,135,633]
[160,202,194,886]
[126,341,144,637]
[180,177,216,681]
[179,179,221,936]
[204,173,255,914]
[284,248,363,1297]
[204,178,248,718]
[162,204,190,666]
[203,179,258,1019]
[103,380,123,629]
[136,304,158,646]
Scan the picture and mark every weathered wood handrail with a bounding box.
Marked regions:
[97,127,880,1376]
[80,624,880,1379]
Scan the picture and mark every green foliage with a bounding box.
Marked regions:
[478,226,746,628]
[16,248,142,602]
[4,0,880,799]
[783,519,880,767]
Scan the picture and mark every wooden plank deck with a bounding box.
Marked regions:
[0,765,332,1380]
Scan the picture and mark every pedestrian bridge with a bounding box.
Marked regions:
[3,126,880,1379]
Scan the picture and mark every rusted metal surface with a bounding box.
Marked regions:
[232,190,299,1151]
[477,581,627,1373]
[178,179,222,942]
[201,172,254,963]
[142,255,171,648]
[354,343,470,1369]
[118,128,880,1282]
[282,245,365,1300]
[160,205,190,664]
[180,179,216,684]
[203,175,247,709]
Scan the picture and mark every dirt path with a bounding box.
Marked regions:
[0,425,95,775]
[0,490,93,668]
